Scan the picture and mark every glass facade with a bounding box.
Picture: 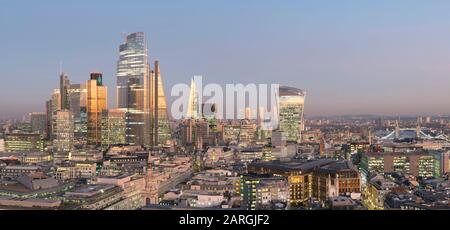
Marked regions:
[393,156,410,173]
[53,110,74,161]
[278,86,306,143]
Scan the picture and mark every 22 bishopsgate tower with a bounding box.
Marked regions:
[116,32,170,147]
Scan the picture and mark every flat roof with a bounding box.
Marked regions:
[250,159,335,173]
[316,161,356,173]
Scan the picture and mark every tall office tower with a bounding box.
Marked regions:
[145,61,171,147]
[60,73,71,110]
[278,86,306,143]
[48,89,61,140]
[0,137,4,152]
[29,112,47,134]
[116,32,148,145]
[87,73,107,146]
[101,109,126,150]
[245,107,254,120]
[186,79,200,119]
[53,110,74,162]
[45,100,52,139]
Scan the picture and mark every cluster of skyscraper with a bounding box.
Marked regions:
[44,32,171,161]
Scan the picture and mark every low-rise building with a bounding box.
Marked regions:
[241,174,289,210]
[63,184,123,210]
[360,151,437,178]
[0,165,42,179]
[98,174,146,210]
[248,159,334,205]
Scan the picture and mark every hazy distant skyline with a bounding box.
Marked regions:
[2,0,450,118]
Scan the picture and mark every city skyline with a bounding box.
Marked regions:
[1,1,450,214]
[3,1,450,118]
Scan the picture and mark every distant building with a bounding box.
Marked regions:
[145,61,171,148]
[186,78,200,119]
[241,174,288,210]
[360,152,437,178]
[278,86,306,143]
[29,112,47,134]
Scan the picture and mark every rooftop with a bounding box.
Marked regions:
[249,159,335,173]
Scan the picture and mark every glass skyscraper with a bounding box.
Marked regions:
[87,73,107,146]
[278,86,306,143]
[146,61,171,147]
[53,110,74,162]
[116,32,148,145]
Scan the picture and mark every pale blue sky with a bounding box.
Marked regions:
[2,0,450,118]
